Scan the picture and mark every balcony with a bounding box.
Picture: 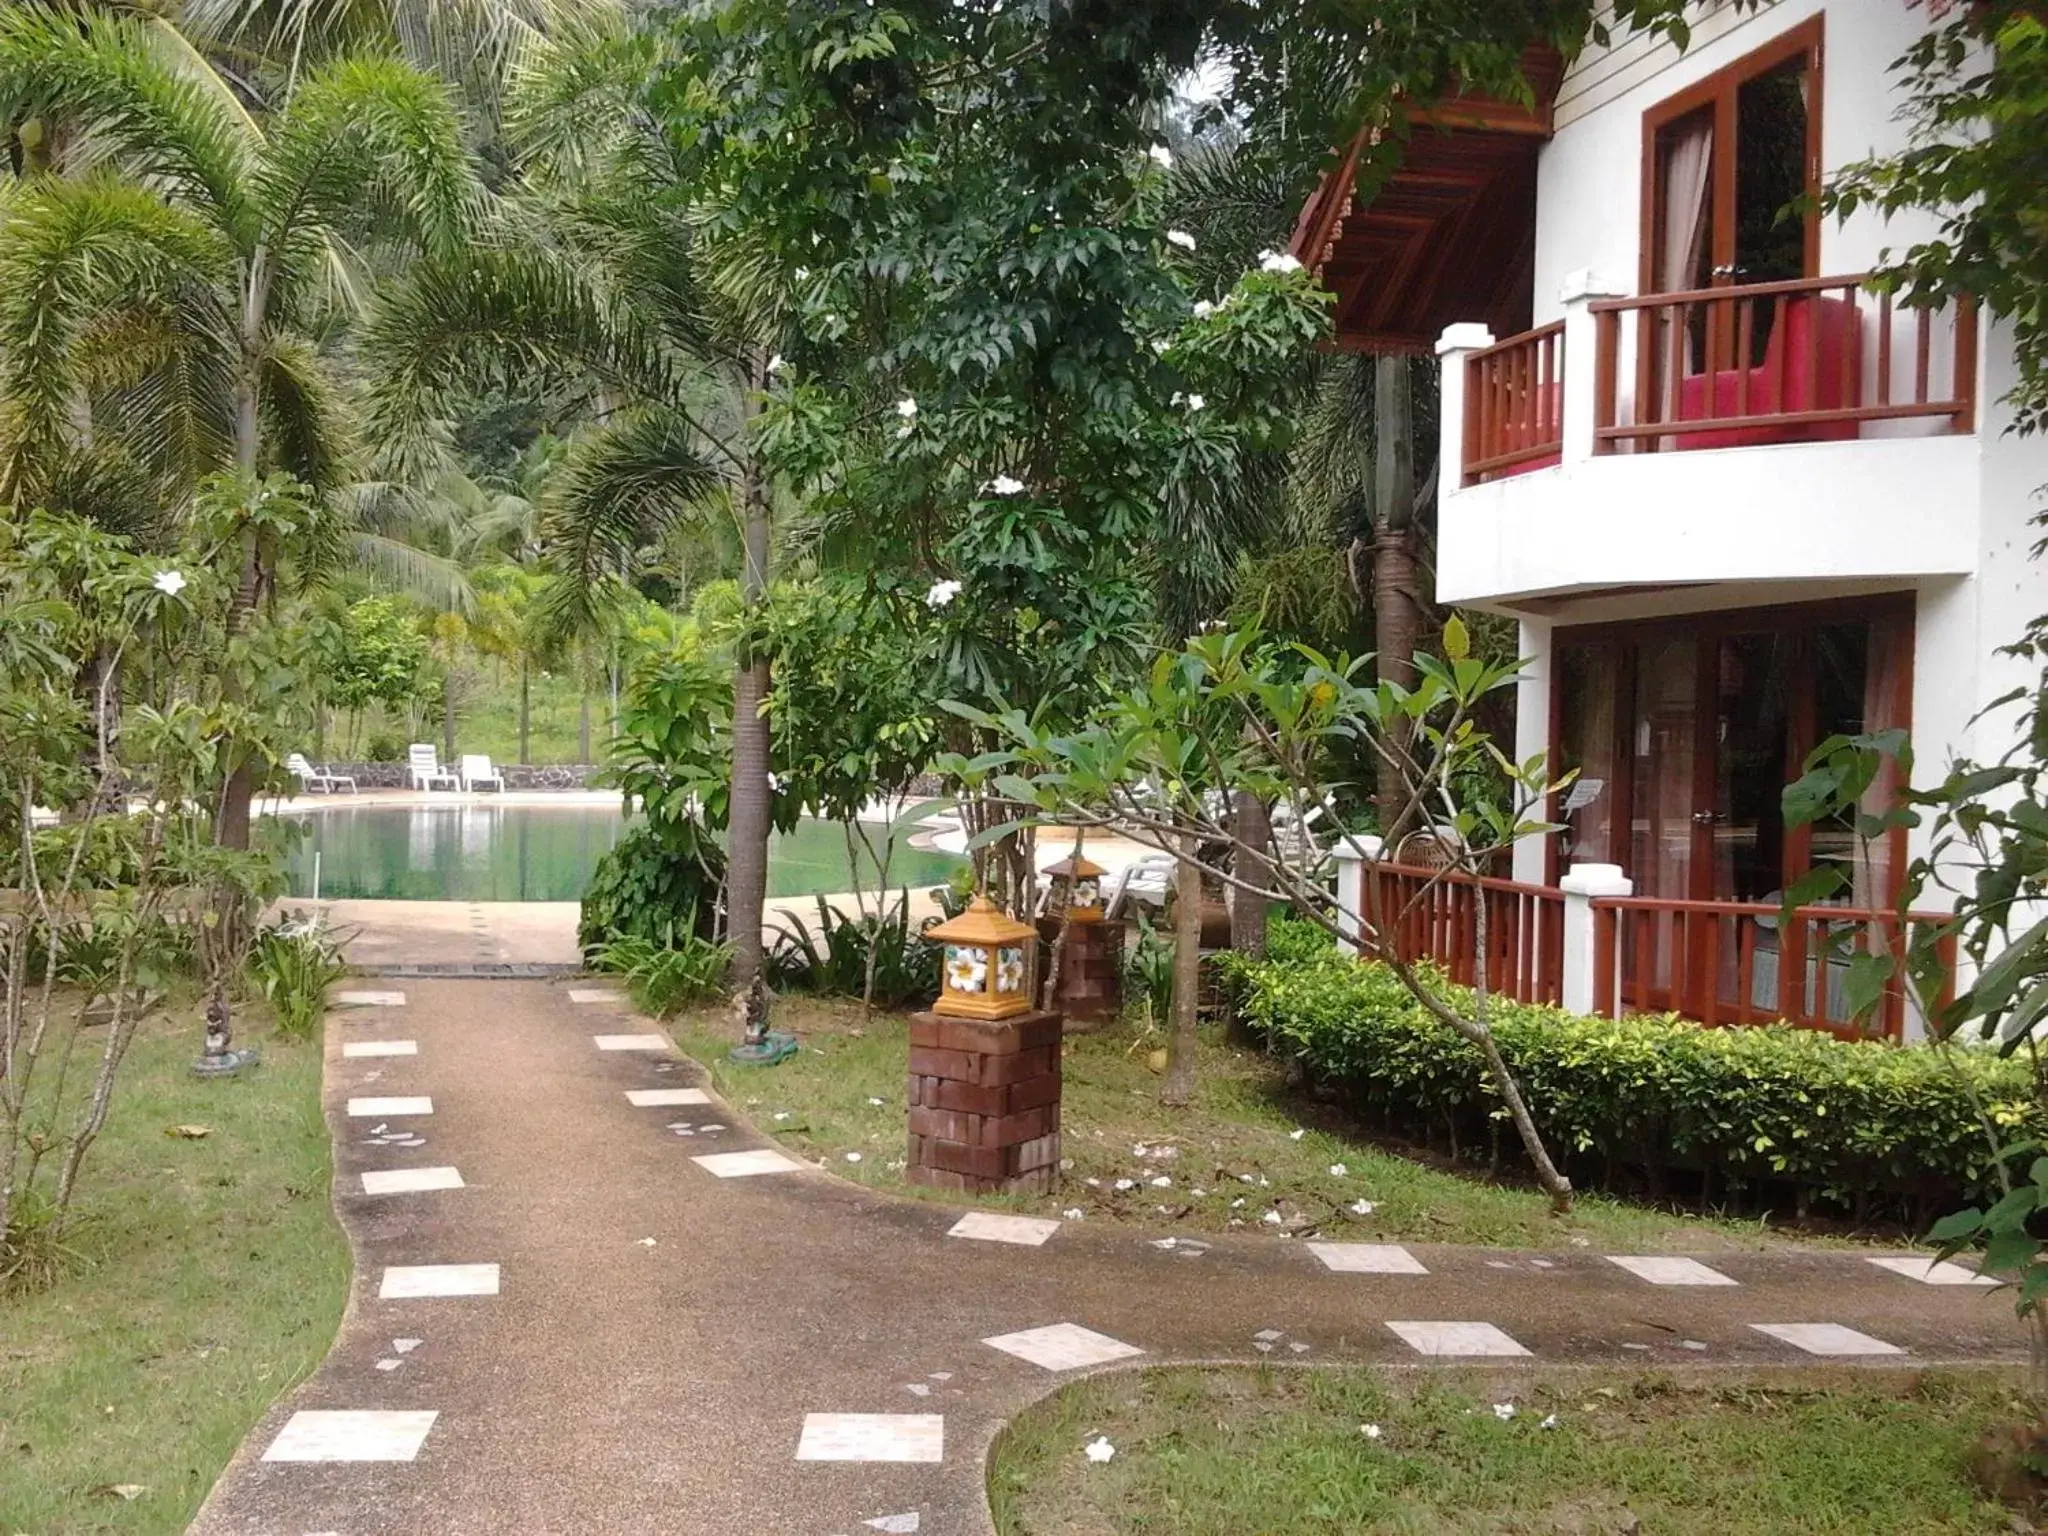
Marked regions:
[1436,273,1982,609]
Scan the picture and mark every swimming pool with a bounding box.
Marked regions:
[280,803,964,902]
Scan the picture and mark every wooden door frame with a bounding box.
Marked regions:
[1638,14,1825,298]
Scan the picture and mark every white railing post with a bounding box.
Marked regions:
[1329,835,1385,957]
[1558,861,1631,1015]
[1557,269,1627,465]
[1435,322,1495,490]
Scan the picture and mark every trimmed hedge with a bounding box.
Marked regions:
[1229,935,2045,1223]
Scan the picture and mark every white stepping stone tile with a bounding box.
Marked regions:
[1606,1255,1738,1287]
[865,1516,920,1534]
[982,1323,1144,1372]
[348,1096,433,1117]
[1307,1241,1428,1275]
[693,1148,807,1178]
[625,1087,711,1107]
[333,990,405,1008]
[361,1166,463,1195]
[262,1410,437,1462]
[1385,1321,1531,1358]
[1866,1255,1998,1286]
[342,1040,418,1059]
[380,1263,500,1299]
[569,988,625,1004]
[795,1413,944,1463]
[594,1033,670,1052]
[948,1211,1062,1247]
[1750,1323,1904,1357]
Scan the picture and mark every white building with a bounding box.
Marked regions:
[1297,3,2046,1035]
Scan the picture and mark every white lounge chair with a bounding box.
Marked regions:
[287,752,357,794]
[1105,855,1176,921]
[460,753,506,793]
[408,743,459,792]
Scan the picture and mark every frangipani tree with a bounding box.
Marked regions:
[954,619,1578,1209]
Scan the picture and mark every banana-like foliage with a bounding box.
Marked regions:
[0,8,480,538]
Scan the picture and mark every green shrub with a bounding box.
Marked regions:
[767,891,938,1009]
[1234,946,2045,1223]
[590,930,732,1016]
[578,821,726,956]
[247,916,350,1040]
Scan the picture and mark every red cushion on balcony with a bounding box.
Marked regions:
[1671,295,1862,450]
[1477,380,1563,481]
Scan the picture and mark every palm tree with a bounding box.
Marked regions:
[363,18,790,988]
[0,8,478,1055]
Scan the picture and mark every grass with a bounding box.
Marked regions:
[988,1365,2033,1535]
[669,997,1828,1251]
[0,999,348,1535]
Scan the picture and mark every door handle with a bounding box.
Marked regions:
[1691,811,1719,824]
[1710,263,1738,279]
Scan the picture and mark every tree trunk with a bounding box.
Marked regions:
[1372,352,1421,828]
[518,662,531,765]
[725,353,775,991]
[442,670,457,760]
[1161,827,1203,1107]
[578,691,591,763]
[1230,790,1271,957]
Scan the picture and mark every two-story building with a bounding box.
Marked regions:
[1296,3,2044,1036]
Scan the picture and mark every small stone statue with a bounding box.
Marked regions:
[736,970,771,1046]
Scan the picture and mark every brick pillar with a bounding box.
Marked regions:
[1037,919,1123,1029]
[906,1008,1062,1194]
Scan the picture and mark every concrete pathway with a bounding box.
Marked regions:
[192,980,2030,1536]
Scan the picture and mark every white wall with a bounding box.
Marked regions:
[1532,1,1953,322]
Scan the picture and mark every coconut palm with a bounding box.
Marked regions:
[363,17,792,988]
[0,3,479,1065]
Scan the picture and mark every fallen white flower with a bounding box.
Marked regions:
[1349,1199,1376,1215]
[152,569,187,597]
[925,579,961,609]
[1166,229,1196,251]
[636,1237,657,1248]
[1261,1210,1283,1226]
[1084,1436,1116,1464]
[1361,1423,1383,1440]
[1289,1128,1306,1140]
[1492,1403,1516,1421]
[844,1151,862,1163]
[1539,1413,1559,1430]
[1259,249,1304,274]
[1114,1178,1136,1191]
[1149,1175,1171,1188]
[867,1097,885,1106]
[1062,1207,1086,1219]
[1328,1163,1348,1178]
[1148,143,1173,169]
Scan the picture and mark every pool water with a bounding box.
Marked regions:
[281,803,963,902]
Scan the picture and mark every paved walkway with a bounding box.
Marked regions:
[192,980,2029,1536]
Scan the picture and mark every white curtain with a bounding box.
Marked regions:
[1656,116,1715,430]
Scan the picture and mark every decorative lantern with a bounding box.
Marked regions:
[1044,853,1107,922]
[925,896,1038,1020]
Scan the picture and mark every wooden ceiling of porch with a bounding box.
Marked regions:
[1290,47,1564,354]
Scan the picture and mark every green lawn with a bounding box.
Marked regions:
[0,1005,348,1535]
[989,1366,2031,1535]
[670,998,1819,1251]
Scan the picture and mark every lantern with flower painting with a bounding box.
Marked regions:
[1043,853,1107,923]
[925,896,1037,1020]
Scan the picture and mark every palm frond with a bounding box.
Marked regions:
[258,336,353,494]
[0,9,259,244]
[538,407,725,627]
[0,175,234,504]
[504,12,650,180]
[348,529,475,612]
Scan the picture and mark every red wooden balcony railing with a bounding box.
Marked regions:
[1587,896,1958,1042]
[1589,274,1977,454]
[1364,862,1565,1007]
[1462,322,1565,485]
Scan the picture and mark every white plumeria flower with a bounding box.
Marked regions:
[1149,1175,1171,1188]
[794,266,809,280]
[1148,143,1173,169]
[1184,393,1206,411]
[1328,1163,1348,1178]
[1191,299,1215,319]
[1152,337,1170,353]
[984,474,1026,496]
[1260,1210,1283,1225]
[1084,1437,1116,1464]
[152,569,187,597]
[1114,1178,1136,1191]
[1349,1199,1376,1216]
[1165,229,1196,251]
[1492,1403,1516,1421]
[896,396,919,419]
[766,354,787,375]
[925,579,961,609]
[1289,1128,1306,1141]
[1259,249,1304,274]
[1062,1207,1085,1219]
[1539,1413,1560,1430]
[844,1151,862,1163]
[1361,1423,1383,1440]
